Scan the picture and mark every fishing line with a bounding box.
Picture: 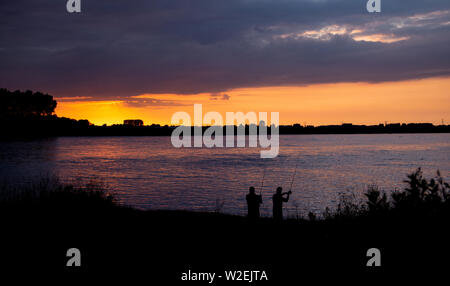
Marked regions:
[289,160,298,191]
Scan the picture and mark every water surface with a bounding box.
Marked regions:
[1,134,449,217]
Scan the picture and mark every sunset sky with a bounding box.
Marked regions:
[1,0,449,125]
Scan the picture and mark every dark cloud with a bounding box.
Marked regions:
[0,0,449,99]
[210,93,230,100]
[124,97,188,108]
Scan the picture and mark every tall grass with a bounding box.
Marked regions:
[0,176,119,215]
[323,168,450,221]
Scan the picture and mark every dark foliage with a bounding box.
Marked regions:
[0,88,92,139]
[325,168,449,221]
[1,170,450,276]
[0,177,118,216]
[0,88,57,118]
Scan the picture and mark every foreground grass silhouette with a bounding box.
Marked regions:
[1,169,449,280]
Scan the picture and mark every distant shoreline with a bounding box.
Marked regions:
[2,118,449,139]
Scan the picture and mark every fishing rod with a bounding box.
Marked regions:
[288,160,298,192]
[260,167,266,193]
[259,166,266,204]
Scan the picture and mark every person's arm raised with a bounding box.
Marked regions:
[282,192,291,202]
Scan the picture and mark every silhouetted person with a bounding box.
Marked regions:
[246,187,262,219]
[272,187,291,220]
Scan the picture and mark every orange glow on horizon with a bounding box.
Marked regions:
[55,77,450,126]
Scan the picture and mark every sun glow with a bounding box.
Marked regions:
[56,77,450,126]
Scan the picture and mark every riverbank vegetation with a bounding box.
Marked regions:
[2,168,448,223]
[1,168,449,276]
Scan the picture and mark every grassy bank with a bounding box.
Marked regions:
[2,168,448,223]
[1,169,449,280]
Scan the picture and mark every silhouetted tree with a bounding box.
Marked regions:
[0,88,57,118]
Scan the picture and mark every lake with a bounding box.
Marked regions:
[0,134,449,217]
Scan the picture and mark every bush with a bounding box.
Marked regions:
[324,168,449,221]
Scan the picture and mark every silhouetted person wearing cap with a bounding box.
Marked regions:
[246,187,262,219]
[272,187,291,220]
